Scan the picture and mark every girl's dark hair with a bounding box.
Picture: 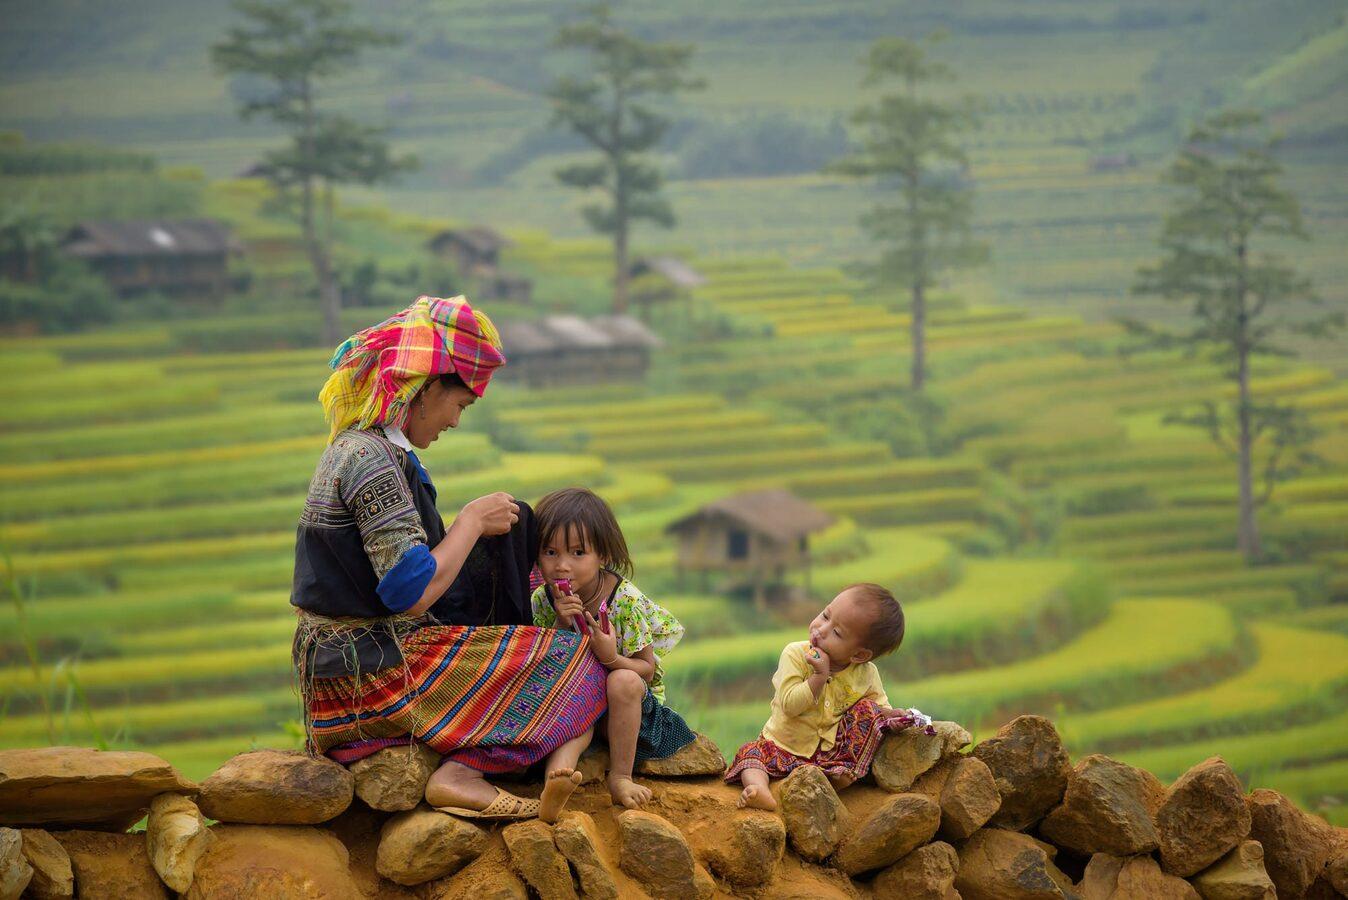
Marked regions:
[534,487,633,578]
[846,582,905,657]
[438,372,469,391]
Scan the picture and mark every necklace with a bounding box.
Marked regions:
[579,571,610,611]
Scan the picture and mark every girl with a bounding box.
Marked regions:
[725,583,933,810]
[531,488,697,809]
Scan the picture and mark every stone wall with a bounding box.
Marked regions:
[1,717,1346,898]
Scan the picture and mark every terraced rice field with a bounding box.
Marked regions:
[1,248,1345,829]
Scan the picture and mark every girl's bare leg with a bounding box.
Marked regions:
[539,726,592,823]
[425,759,500,810]
[737,768,777,811]
[603,668,653,809]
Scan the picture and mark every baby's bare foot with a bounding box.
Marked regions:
[539,768,583,824]
[737,784,777,811]
[607,774,653,810]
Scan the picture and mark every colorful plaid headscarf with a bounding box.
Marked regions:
[319,295,505,440]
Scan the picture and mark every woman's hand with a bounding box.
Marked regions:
[583,610,619,667]
[552,589,584,630]
[460,492,518,536]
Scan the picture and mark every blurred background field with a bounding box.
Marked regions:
[1,0,1346,825]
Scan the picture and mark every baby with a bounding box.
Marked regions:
[725,583,932,810]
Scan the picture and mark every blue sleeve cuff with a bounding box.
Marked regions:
[376,544,436,613]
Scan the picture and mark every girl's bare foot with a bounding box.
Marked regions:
[607,774,653,810]
[539,768,583,823]
[828,772,856,791]
[737,784,777,811]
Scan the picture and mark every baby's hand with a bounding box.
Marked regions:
[806,646,831,676]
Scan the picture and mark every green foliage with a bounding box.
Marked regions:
[0,136,154,177]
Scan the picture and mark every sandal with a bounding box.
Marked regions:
[434,786,540,820]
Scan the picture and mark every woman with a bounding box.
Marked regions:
[291,295,606,821]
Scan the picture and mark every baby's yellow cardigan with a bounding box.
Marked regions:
[760,641,890,758]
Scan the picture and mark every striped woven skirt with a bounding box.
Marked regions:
[305,624,607,773]
[724,698,888,783]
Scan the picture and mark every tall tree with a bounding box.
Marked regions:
[1130,110,1341,560]
[833,34,986,391]
[548,2,701,314]
[212,0,415,344]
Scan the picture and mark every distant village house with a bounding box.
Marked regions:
[495,314,661,387]
[627,256,705,302]
[426,226,533,303]
[666,489,834,606]
[60,218,241,300]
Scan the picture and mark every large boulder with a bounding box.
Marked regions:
[0,828,32,900]
[554,812,618,900]
[617,810,714,899]
[425,845,528,900]
[1156,757,1251,877]
[0,747,195,830]
[503,820,577,900]
[937,755,1001,840]
[576,745,610,785]
[1040,754,1165,856]
[778,764,849,862]
[834,792,942,876]
[1328,840,1348,895]
[955,828,1074,900]
[323,803,418,900]
[1189,840,1275,900]
[146,793,215,894]
[970,715,1072,831]
[1079,853,1199,900]
[872,721,972,793]
[348,744,440,812]
[183,824,361,900]
[872,840,960,900]
[18,829,72,900]
[198,749,353,825]
[636,733,726,777]
[1245,788,1335,898]
[689,811,785,888]
[376,806,487,886]
[53,830,170,899]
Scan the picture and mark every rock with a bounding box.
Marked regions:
[1040,755,1164,856]
[1329,844,1348,895]
[1156,757,1251,877]
[954,827,1073,900]
[970,715,1072,831]
[1079,853,1199,900]
[0,828,33,900]
[376,806,487,885]
[426,845,528,900]
[690,811,785,888]
[1189,840,1275,900]
[873,840,960,900]
[17,829,72,900]
[146,792,215,894]
[872,721,971,793]
[617,809,713,899]
[198,749,353,825]
[324,803,418,900]
[348,744,440,812]
[53,830,170,899]
[0,746,195,830]
[636,733,726,776]
[576,745,610,785]
[1246,788,1335,898]
[183,824,361,899]
[911,756,960,800]
[938,755,1001,840]
[503,820,577,900]
[834,792,942,876]
[554,812,618,900]
[778,765,849,862]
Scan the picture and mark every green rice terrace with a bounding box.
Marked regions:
[1,236,1345,825]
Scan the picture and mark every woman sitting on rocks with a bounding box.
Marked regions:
[291,295,605,822]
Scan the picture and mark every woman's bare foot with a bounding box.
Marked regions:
[607,774,653,810]
[539,768,583,823]
[829,772,856,791]
[737,784,778,811]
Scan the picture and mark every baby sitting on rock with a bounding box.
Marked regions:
[725,583,933,810]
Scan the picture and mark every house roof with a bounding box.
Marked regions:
[497,314,660,357]
[629,256,706,289]
[428,227,511,255]
[665,489,835,544]
[61,219,239,258]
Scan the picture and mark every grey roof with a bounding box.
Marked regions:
[497,314,661,358]
[497,318,555,355]
[428,227,511,255]
[630,256,706,289]
[591,314,663,349]
[666,489,835,544]
[62,219,239,258]
[540,314,616,350]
